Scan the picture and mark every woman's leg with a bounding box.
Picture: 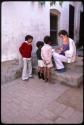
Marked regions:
[53,53,68,69]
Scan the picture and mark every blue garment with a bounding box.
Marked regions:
[55,68,65,73]
[60,44,69,56]
[36,48,42,60]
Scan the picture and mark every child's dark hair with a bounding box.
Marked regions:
[44,36,51,44]
[25,35,33,41]
[36,41,44,48]
[58,30,68,37]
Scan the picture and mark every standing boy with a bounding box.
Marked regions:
[19,35,33,80]
[36,41,44,80]
[41,36,53,83]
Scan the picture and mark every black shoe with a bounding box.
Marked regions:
[41,73,44,80]
[38,72,42,79]
[55,68,65,73]
[45,78,48,82]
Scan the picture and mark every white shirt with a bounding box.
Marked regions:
[65,38,76,63]
[41,44,52,64]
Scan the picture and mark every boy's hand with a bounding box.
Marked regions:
[43,60,46,64]
[43,60,50,65]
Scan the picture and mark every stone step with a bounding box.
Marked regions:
[1,57,83,87]
[51,56,83,87]
[1,60,22,84]
[52,68,83,87]
[33,56,83,87]
[1,59,37,84]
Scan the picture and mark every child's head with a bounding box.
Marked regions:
[44,36,52,45]
[36,41,44,48]
[25,35,33,44]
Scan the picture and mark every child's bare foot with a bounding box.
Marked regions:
[45,78,48,82]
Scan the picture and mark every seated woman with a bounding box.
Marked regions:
[52,30,76,72]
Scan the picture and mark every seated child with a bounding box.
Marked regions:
[36,41,44,80]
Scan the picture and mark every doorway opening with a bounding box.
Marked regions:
[69,5,75,39]
[50,9,60,46]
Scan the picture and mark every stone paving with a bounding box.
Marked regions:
[52,56,83,87]
[1,75,83,124]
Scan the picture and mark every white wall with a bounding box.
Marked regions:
[1,1,50,63]
[50,2,69,46]
[74,2,83,43]
[50,2,69,32]
[1,1,82,63]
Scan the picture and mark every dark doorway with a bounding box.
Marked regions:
[50,13,58,45]
[79,12,84,47]
[69,5,74,39]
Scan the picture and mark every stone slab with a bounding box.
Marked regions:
[56,84,83,112]
[52,56,83,87]
[1,60,22,84]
